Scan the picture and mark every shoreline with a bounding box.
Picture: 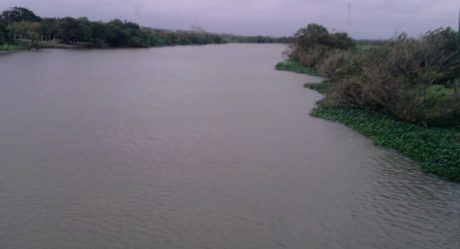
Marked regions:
[0,41,286,52]
[276,61,460,182]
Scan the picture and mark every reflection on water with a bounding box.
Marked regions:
[0,44,459,249]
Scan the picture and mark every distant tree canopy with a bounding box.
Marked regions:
[292,23,355,50]
[0,19,7,44]
[2,7,41,22]
[0,6,288,47]
[287,23,355,67]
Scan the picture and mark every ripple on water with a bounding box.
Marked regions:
[354,147,460,249]
[0,45,459,249]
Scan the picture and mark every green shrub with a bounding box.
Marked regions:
[288,24,460,181]
[304,82,330,94]
[287,23,355,69]
[275,60,319,76]
[317,29,460,125]
[297,45,330,68]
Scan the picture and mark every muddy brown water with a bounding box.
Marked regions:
[0,44,459,249]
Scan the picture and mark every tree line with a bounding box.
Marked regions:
[0,7,288,48]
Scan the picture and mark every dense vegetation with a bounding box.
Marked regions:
[277,23,460,181]
[286,23,355,67]
[275,60,319,76]
[284,23,460,125]
[309,85,460,182]
[0,7,288,49]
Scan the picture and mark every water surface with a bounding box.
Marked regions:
[0,44,459,249]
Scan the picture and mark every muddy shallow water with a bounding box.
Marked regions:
[0,44,459,249]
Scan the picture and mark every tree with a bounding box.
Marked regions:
[75,17,92,42]
[0,6,282,48]
[2,7,40,23]
[9,21,40,39]
[104,19,149,47]
[106,19,127,46]
[90,21,112,47]
[294,23,330,49]
[0,19,7,44]
[39,18,60,41]
[330,32,355,49]
[27,31,40,47]
[57,17,91,43]
[288,23,355,66]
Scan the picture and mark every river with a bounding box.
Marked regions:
[0,44,459,249]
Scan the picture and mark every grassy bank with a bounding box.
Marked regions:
[302,81,460,182]
[304,82,330,94]
[275,60,319,76]
[0,40,81,51]
[0,42,29,51]
[276,23,460,182]
[36,40,83,49]
[311,106,460,181]
[275,58,460,181]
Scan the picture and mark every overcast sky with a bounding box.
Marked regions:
[0,0,458,39]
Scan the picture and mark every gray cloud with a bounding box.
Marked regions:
[1,0,458,38]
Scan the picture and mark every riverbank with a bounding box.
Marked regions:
[0,7,288,53]
[0,40,286,52]
[0,41,87,51]
[311,105,460,182]
[276,61,460,182]
[275,60,319,76]
[0,41,214,51]
[0,42,29,51]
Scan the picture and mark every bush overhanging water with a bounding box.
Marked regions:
[277,23,460,181]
